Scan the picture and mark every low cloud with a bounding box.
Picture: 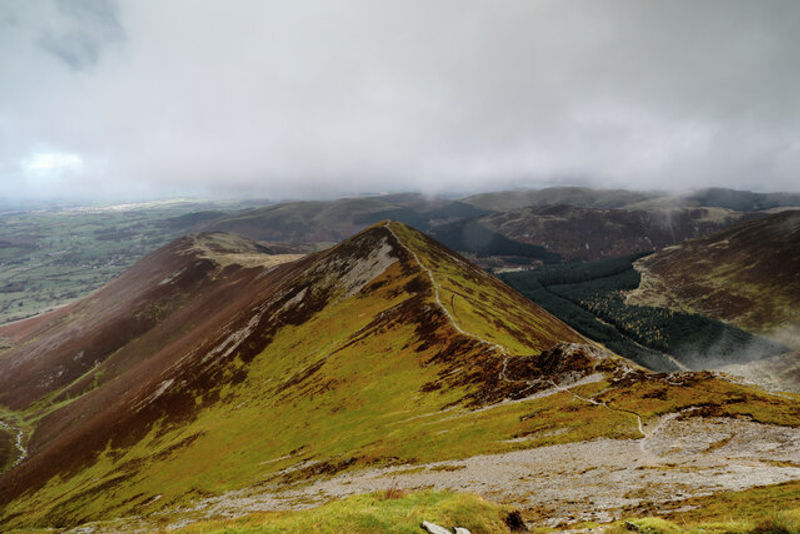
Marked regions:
[1,0,799,200]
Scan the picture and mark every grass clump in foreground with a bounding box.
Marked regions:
[170,490,515,534]
[607,510,800,533]
[606,480,800,533]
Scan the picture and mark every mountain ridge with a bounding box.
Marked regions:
[0,221,591,527]
[2,221,799,531]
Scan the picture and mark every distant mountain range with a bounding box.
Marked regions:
[4,186,800,327]
[480,204,754,261]
[188,186,800,264]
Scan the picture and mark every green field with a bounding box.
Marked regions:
[0,200,255,325]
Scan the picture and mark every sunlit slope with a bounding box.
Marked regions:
[628,210,800,348]
[0,232,287,410]
[0,221,588,528]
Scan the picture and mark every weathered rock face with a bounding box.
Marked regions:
[535,342,621,378]
[494,342,626,400]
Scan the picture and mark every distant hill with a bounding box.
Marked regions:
[627,210,800,349]
[481,205,753,261]
[460,186,800,213]
[185,187,800,265]
[461,186,662,211]
[5,187,800,331]
[428,218,561,263]
[200,197,490,242]
[683,187,800,212]
[500,253,788,372]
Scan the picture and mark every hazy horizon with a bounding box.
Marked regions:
[2,0,799,201]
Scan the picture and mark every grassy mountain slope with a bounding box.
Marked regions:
[1,222,798,532]
[0,221,588,528]
[627,210,800,349]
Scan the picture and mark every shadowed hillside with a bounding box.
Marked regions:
[200,197,490,243]
[482,205,752,261]
[462,186,662,211]
[628,210,800,349]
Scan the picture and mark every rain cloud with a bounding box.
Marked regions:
[1,0,799,200]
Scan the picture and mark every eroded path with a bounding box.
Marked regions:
[384,222,510,358]
[0,417,27,469]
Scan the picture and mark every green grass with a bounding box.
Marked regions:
[0,224,612,528]
[0,409,27,474]
[0,427,16,472]
[609,509,800,533]
[604,479,800,533]
[168,490,514,534]
[0,200,251,325]
[389,221,582,354]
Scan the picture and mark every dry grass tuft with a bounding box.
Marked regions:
[379,482,407,501]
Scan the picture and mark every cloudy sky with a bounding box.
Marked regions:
[1,0,798,201]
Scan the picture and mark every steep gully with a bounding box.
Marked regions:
[0,417,27,469]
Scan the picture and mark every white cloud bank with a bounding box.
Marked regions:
[1,0,799,200]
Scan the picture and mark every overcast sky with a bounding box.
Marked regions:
[1,0,799,201]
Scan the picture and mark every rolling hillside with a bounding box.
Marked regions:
[481,205,751,261]
[627,210,800,349]
[200,196,490,243]
[461,186,662,211]
[1,223,799,532]
[4,188,797,330]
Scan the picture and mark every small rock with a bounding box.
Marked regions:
[454,528,472,534]
[421,521,452,534]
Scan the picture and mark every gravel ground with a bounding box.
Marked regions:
[135,414,800,531]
